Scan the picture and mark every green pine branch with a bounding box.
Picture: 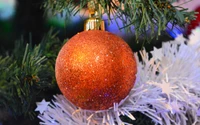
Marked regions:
[43,0,196,42]
[0,28,65,120]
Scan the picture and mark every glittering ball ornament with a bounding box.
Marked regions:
[55,30,137,110]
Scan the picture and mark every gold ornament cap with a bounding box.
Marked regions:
[84,0,105,31]
[84,17,105,31]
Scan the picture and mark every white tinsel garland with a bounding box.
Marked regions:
[36,27,200,125]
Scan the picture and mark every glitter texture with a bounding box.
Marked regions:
[55,30,137,110]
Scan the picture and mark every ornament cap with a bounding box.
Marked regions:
[84,17,105,31]
[84,0,105,31]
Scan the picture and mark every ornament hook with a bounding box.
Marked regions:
[84,0,105,31]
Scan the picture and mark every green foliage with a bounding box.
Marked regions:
[0,29,64,119]
[43,0,196,42]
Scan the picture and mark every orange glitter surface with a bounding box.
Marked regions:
[55,30,137,110]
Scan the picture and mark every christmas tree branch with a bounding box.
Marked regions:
[43,0,196,42]
[0,29,64,120]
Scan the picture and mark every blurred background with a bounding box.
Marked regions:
[0,0,200,51]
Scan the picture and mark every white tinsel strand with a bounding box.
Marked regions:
[148,43,200,124]
[37,27,200,125]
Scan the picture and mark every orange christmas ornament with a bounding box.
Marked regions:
[55,30,137,110]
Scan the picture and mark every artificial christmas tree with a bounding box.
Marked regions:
[0,0,200,125]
